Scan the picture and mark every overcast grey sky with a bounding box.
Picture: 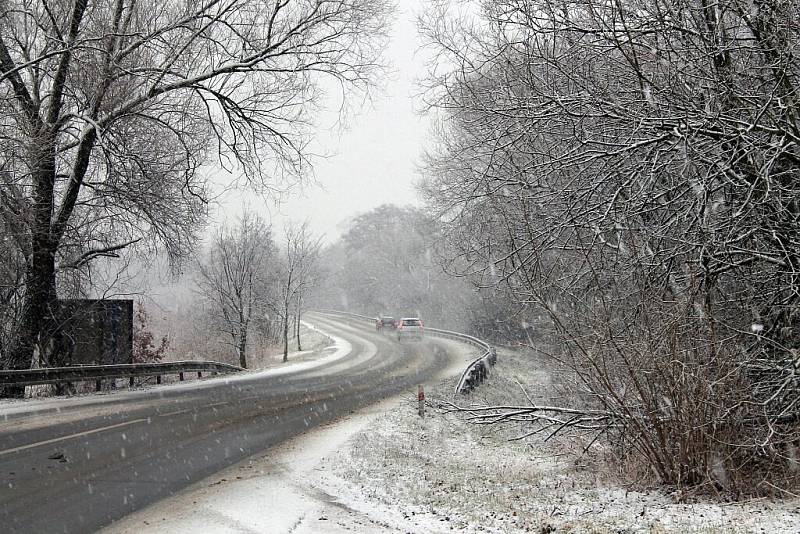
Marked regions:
[213,0,429,243]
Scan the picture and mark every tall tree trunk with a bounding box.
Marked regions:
[237,323,248,369]
[295,294,302,351]
[282,305,290,363]
[1,0,92,386]
[295,310,301,351]
[2,141,59,396]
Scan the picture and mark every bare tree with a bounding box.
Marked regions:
[0,181,27,359]
[195,212,274,368]
[278,221,320,362]
[0,0,392,382]
[420,0,800,493]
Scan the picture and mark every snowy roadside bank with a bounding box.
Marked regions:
[246,320,334,369]
[310,346,800,533]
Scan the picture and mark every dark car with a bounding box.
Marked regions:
[376,316,396,330]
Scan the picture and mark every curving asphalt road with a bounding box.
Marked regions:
[0,312,463,534]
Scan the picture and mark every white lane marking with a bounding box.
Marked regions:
[0,418,147,457]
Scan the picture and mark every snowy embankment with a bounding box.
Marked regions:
[312,347,800,533]
[248,321,336,369]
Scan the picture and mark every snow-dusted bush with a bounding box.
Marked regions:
[420,0,800,495]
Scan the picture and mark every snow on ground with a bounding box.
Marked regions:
[248,321,334,369]
[310,346,800,533]
[100,398,401,534]
[206,320,352,381]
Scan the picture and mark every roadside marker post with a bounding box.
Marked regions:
[418,384,425,418]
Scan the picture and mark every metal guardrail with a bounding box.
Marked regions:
[0,310,490,392]
[453,347,497,394]
[315,309,497,394]
[0,360,243,388]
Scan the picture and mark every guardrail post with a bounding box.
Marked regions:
[179,372,184,381]
[197,371,202,379]
[156,375,161,385]
[129,376,134,388]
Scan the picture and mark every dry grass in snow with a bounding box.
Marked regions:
[309,346,800,533]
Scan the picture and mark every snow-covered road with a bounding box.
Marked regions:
[0,313,474,534]
[100,335,481,533]
[101,399,402,533]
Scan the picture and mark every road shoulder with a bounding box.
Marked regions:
[315,346,800,533]
[100,398,401,534]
